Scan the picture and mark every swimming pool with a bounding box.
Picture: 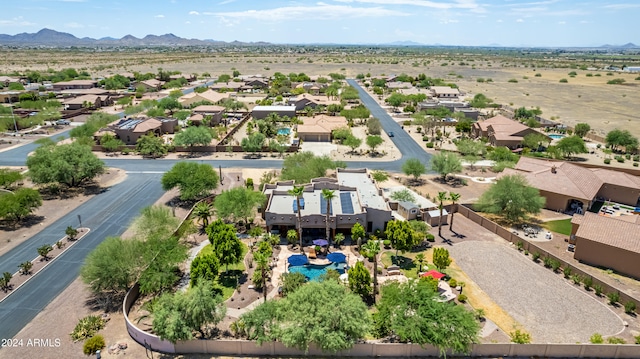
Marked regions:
[549,134,565,140]
[277,128,291,135]
[289,262,346,281]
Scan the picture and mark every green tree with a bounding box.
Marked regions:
[343,135,362,153]
[321,188,336,244]
[288,185,305,252]
[100,133,125,152]
[27,142,104,187]
[574,123,591,138]
[386,92,406,109]
[0,188,42,222]
[468,93,493,108]
[476,174,545,223]
[0,272,12,291]
[206,219,243,272]
[351,222,366,248]
[373,280,480,356]
[606,129,639,152]
[556,135,588,158]
[449,192,461,232]
[0,168,23,189]
[402,158,426,182]
[521,133,550,151]
[37,244,53,261]
[161,162,219,201]
[362,239,381,300]
[366,135,383,153]
[240,280,371,353]
[433,247,452,271]
[136,133,167,158]
[253,251,271,303]
[214,187,266,224]
[415,253,426,273]
[65,225,78,240]
[455,139,485,157]
[371,170,389,184]
[18,261,33,275]
[436,191,449,236]
[367,117,382,135]
[332,127,352,143]
[348,261,372,301]
[189,254,220,287]
[280,152,345,184]
[157,97,181,115]
[390,188,416,203]
[488,146,519,162]
[241,132,265,155]
[385,220,419,260]
[193,201,213,228]
[279,272,307,297]
[174,126,213,152]
[430,151,463,181]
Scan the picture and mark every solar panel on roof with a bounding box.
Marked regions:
[340,192,354,214]
[292,198,305,212]
[320,196,332,215]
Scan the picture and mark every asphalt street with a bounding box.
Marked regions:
[0,79,431,340]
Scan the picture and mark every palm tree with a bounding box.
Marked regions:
[437,191,449,237]
[362,239,381,301]
[321,188,336,248]
[415,253,425,273]
[254,252,270,303]
[193,202,213,228]
[448,192,461,232]
[288,185,305,253]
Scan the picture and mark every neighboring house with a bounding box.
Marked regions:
[288,94,340,111]
[211,81,245,91]
[386,81,412,90]
[262,168,392,236]
[179,89,231,108]
[397,201,420,220]
[397,87,430,96]
[63,94,113,110]
[109,117,177,145]
[245,78,269,89]
[501,157,640,213]
[60,88,111,96]
[472,115,546,149]
[137,79,164,92]
[430,86,460,98]
[296,115,348,142]
[52,80,98,91]
[0,76,22,87]
[0,91,21,103]
[454,108,480,121]
[191,105,225,125]
[169,74,196,82]
[294,82,325,95]
[571,212,640,280]
[252,105,296,120]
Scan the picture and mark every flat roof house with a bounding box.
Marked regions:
[52,80,98,91]
[252,105,296,120]
[262,168,392,238]
[430,86,460,99]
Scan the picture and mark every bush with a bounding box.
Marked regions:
[550,260,561,272]
[624,301,636,314]
[457,294,467,303]
[510,329,531,344]
[382,239,391,249]
[70,315,105,342]
[607,291,620,305]
[634,155,639,162]
[625,154,631,160]
[426,233,435,242]
[634,163,638,167]
[422,135,429,141]
[635,335,640,344]
[594,284,603,296]
[83,335,105,355]
[607,337,626,344]
[449,278,457,287]
[563,267,572,279]
[516,241,523,251]
[583,276,593,290]
[616,156,625,163]
[426,142,434,148]
[508,79,518,83]
[571,274,582,285]
[559,78,568,83]
[245,178,254,189]
[403,120,412,126]
[543,257,552,268]
[604,158,611,164]
[531,252,540,262]
[590,333,604,344]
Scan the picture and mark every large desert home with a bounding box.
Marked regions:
[502,157,640,213]
[296,115,347,142]
[262,168,393,238]
[96,117,177,145]
[473,115,548,149]
[571,212,640,279]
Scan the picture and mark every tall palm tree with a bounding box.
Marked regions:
[321,188,336,247]
[193,202,213,228]
[448,192,461,232]
[288,185,305,253]
[362,239,381,302]
[437,191,449,237]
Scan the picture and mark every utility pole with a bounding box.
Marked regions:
[219,165,224,185]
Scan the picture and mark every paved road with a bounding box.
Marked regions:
[0,78,431,340]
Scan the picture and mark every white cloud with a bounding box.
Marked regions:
[602,3,640,9]
[496,19,503,23]
[0,16,36,27]
[440,19,460,24]
[206,4,409,21]
[64,22,84,28]
[558,21,566,24]
[516,18,524,22]
[185,21,191,24]
[335,0,482,10]
[154,15,165,18]
[189,11,200,15]
[219,0,237,4]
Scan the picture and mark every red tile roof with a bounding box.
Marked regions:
[575,212,640,254]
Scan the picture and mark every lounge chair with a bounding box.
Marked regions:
[308,247,317,259]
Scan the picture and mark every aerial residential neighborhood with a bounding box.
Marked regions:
[1,1,640,358]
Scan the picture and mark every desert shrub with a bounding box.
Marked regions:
[594,284,603,296]
[403,120,412,126]
[449,278,457,287]
[624,301,636,314]
[607,291,620,305]
[633,155,639,162]
[70,315,105,342]
[550,260,561,272]
[559,78,568,83]
[422,135,429,141]
[516,241,523,251]
[634,163,639,167]
[531,252,540,262]
[635,335,640,344]
[535,73,542,77]
[607,337,626,344]
[543,257,552,268]
[510,329,531,344]
[382,239,391,249]
[83,335,105,355]
[590,333,603,344]
[571,274,582,285]
[426,142,434,148]
[604,158,611,164]
[583,276,593,290]
[508,79,518,83]
[426,233,435,242]
[457,294,467,303]
[625,154,631,160]
[563,267,572,278]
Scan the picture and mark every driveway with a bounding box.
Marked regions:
[448,241,624,343]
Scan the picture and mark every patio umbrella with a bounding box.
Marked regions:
[327,252,346,263]
[287,254,308,266]
[421,269,445,280]
[312,239,329,246]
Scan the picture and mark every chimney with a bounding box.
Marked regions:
[551,165,557,174]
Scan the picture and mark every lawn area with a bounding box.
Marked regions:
[543,218,572,235]
[197,242,248,300]
[380,249,433,279]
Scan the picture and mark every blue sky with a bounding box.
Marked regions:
[1,0,639,47]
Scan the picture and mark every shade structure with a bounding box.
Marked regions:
[421,269,445,280]
[327,252,346,263]
[287,254,309,267]
[312,239,329,246]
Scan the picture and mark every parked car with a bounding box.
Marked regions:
[387,131,394,137]
[56,119,70,125]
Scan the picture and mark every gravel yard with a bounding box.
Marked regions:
[448,241,624,343]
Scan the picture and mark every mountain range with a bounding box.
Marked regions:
[0,28,637,49]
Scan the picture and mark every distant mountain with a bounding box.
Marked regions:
[0,28,269,47]
[387,40,424,46]
[600,43,638,49]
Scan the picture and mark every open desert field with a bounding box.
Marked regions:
[3,49,639,138]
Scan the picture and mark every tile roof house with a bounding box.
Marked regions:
[179,90,230,107]
[191,105,225,125]
[571,212,640,279]
[501,157,640,213]
[63,94,113,110]
[107,117,177,145]
[52,80,98,91]
[288,93,340,111]
[296,115,348,142]
[472,115,547,149]
[138,79,164,92]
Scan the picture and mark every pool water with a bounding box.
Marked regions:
[289,262,346,281]
[277,128,291,135]
[549,134,565,140]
